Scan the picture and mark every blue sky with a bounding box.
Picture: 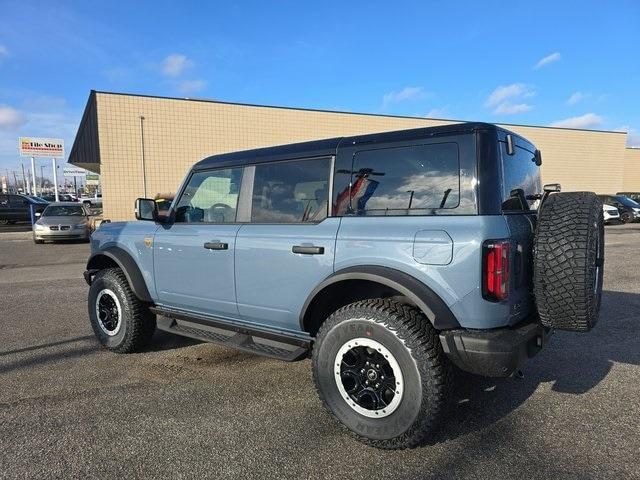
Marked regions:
[0,0,638,177]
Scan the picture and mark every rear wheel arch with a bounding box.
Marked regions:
[86,248,152,303]
[300,266,460,335]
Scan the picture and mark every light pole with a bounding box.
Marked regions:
[30,156,37,196]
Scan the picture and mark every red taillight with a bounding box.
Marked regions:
[483,240,510,301]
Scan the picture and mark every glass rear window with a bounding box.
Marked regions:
[500,142,541,211]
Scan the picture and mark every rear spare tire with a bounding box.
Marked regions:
[533,192,604,332]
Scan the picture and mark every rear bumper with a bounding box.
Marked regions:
[439,320,551,377]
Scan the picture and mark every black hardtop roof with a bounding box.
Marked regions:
[194,122,523,170]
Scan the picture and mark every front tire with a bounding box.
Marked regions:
[88,268,156,353]
[312,299,451,449]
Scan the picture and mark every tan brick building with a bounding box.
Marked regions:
[69,91,638,220]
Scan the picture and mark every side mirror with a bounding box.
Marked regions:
[533,149,542,166]
[135,198,158,221]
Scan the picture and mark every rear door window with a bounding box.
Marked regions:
[336,143,459,216]
[250,157,331,223]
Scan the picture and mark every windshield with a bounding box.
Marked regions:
[615,196,640,208]
[42,205,86,216]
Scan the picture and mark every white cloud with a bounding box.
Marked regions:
[382,86,431,109]
[566,91,590,105]
[425,107,448,118]
[485,83,533,108]
[162,54,193,77]
[534,52,561,69]
[494,103,533,115]
[0,100,80,173]
[0,44,8,58]
[0,105,27,130]
[550,113,603,129]
[178,79,207,95]
[485,83,535,115]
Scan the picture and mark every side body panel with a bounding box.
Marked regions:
[90,221,160,299]
[334,215,515,329]
[153,223,241,319]
[235,218,341,333]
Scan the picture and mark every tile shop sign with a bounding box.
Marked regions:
[19,137,65,158]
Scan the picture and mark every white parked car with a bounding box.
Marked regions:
[603,203,621,224]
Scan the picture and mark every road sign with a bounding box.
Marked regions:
[86,173,100,185]
[63,166,87,177]
[19,137,65,158]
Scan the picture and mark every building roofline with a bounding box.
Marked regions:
[92,90,628,136]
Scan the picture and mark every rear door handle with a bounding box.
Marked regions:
[204,241,228,250]
[292,245,324,255]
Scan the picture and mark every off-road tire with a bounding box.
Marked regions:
[312,298,451,449]
[88,268,156,353]
[533,192,604,332]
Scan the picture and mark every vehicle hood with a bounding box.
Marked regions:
[37,216,87,225]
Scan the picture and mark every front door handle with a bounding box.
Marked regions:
[292,245,324,255]
[204,241,228,250]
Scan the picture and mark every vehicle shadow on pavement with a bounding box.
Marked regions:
[144,329,201,352]
[431,290,640,443]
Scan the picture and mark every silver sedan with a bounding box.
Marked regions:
[33,202,94,243]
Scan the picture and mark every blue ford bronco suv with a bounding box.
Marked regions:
[85,122,604,449]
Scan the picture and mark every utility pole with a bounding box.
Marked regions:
[30,157,37,196]
[13,172,19,194]
[52,158,59,202]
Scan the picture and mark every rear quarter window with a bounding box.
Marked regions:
[335,142,460,216]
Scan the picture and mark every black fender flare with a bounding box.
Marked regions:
[85,247,153,302]
[299,265,460,331]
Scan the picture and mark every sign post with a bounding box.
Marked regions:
[30,157,37,196]
[19,137,65,201]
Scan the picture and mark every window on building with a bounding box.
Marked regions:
[174,168,243,223]
[335,143,459,216]
[251,158,331,223]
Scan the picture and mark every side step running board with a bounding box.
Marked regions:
[150,306,310,362]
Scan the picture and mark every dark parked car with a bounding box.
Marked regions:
[41,194,76,203]
[0,194,48,224]
[597,194,640,223]
[616,192,640,203]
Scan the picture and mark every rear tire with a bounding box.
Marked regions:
[312,299,451,449]
[88,268,156,353]
[533,192,604,332]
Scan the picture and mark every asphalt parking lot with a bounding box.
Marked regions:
[1,226,639,479]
